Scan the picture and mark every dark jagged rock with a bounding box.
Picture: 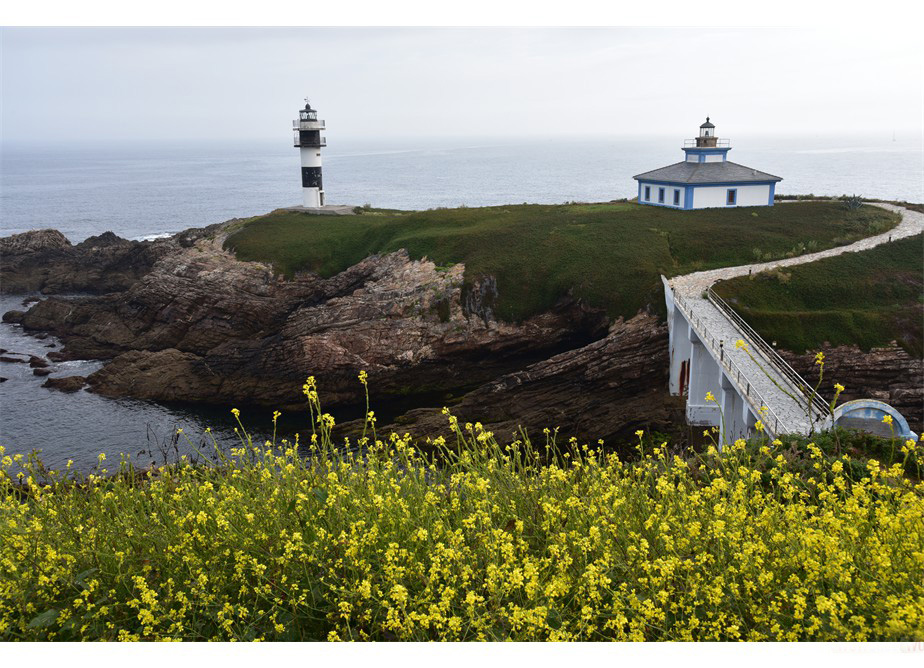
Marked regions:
[0,228,177,294]
[42,375,86,392]
[372,312,683,446]
[0,355,28,364]
[29,355,49,368]
[781,344,924,433]
[67,239,609,410]
[33,368,52,377]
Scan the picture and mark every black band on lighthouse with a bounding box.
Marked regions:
[301,167,323,189]
[299,130,322,146]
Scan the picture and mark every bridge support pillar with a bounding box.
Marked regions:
[668,305,692,396]
[686,333,722,427]
[719,372,745,448]
[742,403,757,439]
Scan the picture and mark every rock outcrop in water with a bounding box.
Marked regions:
[0,226,219,295]
[2,221,921,441]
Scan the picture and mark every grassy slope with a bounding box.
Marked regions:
[225,202,898,322]
[713,233,924,356]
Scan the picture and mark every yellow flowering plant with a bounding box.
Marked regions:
[0,378,921,641]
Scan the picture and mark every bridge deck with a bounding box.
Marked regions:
[673,292,820,435]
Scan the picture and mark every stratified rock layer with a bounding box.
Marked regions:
[781,345,924,433]
[3,219,921,442]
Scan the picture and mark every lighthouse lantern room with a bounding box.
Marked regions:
[293,99,327,207]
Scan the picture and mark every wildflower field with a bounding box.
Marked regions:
[2,379,923,641]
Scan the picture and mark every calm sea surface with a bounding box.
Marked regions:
[2,135,922,468]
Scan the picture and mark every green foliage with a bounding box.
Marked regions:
[714,233,924,356]
[842,195,863,210]
[224,202,898,323]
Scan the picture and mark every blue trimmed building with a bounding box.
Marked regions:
[634,118,782,210]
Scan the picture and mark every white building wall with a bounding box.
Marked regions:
[704,154,724,163]
[691,184,771,209]
[638,182,686,208]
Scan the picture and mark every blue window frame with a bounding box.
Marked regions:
[658,187,665,203]
[644,186,650,201]
[673,189,680,206]
[726,188,737,205]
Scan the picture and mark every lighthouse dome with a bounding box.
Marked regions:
[700,117,715,129]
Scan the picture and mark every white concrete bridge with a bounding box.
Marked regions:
[663,202,923,444]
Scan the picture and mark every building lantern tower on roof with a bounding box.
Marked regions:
[633,118,782,210]
[293,99,327,208]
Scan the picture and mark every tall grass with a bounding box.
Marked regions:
[714,233,924,356]
[2,377,922,641]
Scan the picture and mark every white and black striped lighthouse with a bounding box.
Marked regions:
[293,99,326,207]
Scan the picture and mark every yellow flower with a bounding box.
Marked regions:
[734,339,748,351]
[814,351,825,366]
[231,408,240,418]
[882,415,893,426]
[705,391,715,402]
[635,429,644,438]
[358,370,368,384]
[754,420,764,432]
[834,383,845,393]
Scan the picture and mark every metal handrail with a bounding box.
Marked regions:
[706,286,831,423]
[683,138,731,148]
[673,292,790,437]
[293,120,326,129]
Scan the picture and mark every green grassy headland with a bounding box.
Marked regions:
[224,201,899,322]
[713,233,924,357]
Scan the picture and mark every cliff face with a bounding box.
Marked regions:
[3,227,621,423]
[2,224,921,443]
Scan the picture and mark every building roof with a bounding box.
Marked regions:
[700,117,715,128]
[633,160,783,184]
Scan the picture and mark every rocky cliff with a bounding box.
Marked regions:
[2,222,921,444]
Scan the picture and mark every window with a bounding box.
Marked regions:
[644,186,650,201]
[658,187,665,204]
[726,189,737,205]
[673,189,681,206]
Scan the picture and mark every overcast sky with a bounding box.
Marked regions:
[2,27,922,144]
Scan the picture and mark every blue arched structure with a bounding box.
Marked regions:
[833,399,918,441]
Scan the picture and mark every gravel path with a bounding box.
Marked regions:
[667,203,923,436]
